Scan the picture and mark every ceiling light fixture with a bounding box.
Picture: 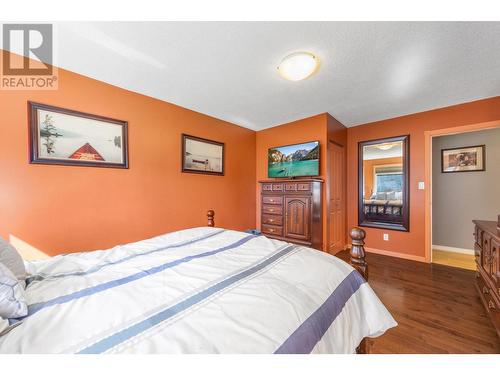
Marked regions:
[277,52,320,81]
[376,144,395,151]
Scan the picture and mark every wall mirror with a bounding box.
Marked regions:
[358,135,409,231]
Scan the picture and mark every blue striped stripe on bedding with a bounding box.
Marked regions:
[77,244,299,354]
[274,270,366,353]
[26,229,226,286]
[26,233,257,318]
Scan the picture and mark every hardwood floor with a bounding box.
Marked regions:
[432,249,476,270]
[337,250,500,353]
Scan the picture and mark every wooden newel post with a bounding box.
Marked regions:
[207,210,215,227]
[350,226,369,354]
[349,227,368,281]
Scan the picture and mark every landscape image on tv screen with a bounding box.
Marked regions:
[268,141,319,178]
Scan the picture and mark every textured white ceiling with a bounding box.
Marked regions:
[31,22,500,129]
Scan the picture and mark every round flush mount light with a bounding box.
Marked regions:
[277,52,320,81]
[376,143,395,151]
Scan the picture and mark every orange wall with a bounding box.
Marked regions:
[347,96,500,260]
[327,114,348,147]
[0,52,256,256]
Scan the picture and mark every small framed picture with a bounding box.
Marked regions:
[29,102,128,168]
[441,145,485,173]
[182,134,224,176]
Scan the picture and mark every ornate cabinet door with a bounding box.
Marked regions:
[284,196,311,242]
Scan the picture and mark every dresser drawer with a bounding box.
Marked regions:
[262,205,283,215]
[297,183,311,191]
[272,183,284,191]
[261,224,283,237]
[262,214,283,226]
[477,273,492,299]
[284,182,311,192]
[262,183,273,191]
[477,273,500,311]
[484,289,499,315]
[262,196,283,205]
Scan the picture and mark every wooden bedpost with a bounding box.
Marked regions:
[207,210,215,227]
[349,227,368,281]
[349,227,369,354]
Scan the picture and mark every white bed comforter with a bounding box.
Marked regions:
[0,227,396,354]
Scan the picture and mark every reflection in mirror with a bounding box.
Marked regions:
[358,136,409,231]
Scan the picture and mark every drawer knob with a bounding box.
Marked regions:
[488,300,496,310]
[269,219,274,222]
[269,209,274,212]
[483,286,489,294]
[269,199,274,202]
[269,229,274,233]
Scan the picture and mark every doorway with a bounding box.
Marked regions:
[425,121,500,268]
[327,141,346,254]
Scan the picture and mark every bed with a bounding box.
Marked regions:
[0,211,396,354]
[363,191,403,223]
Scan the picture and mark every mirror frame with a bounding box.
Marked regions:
[358,135,410,232]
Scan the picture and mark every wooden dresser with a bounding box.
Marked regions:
[259,179,322,250]
[473,218,500,337]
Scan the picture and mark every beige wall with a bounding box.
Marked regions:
[432,127,500,250]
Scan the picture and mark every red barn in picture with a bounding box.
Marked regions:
[69,143,105,161]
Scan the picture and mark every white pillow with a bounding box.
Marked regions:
[0,262,28,319]
[0,237,26,282]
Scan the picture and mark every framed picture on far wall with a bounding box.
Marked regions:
[29,102,128,168]
[182,134,224,176]
[441,144,485,173]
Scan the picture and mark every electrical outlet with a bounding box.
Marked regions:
[383,233,389,241]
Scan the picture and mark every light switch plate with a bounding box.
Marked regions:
[418,181,425,190]
[383,233,389,241]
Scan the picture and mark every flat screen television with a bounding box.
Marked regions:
[268,141,320,178]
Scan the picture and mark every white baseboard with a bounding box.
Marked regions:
[432,244,474,255]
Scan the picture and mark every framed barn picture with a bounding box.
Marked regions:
[441,145,485,173]
[181,134,224,176]
[29,102,128,168]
